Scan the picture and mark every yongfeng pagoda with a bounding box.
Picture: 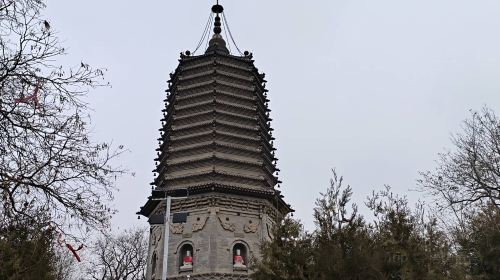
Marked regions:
[138,3,292,280]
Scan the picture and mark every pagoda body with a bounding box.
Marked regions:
[139,5,291,280]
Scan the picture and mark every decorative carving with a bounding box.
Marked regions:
[168,272,252,280]
[154,205,166,215]
[168,194,276,219]
[170,223,184,234]
[192,216,209,232]
[244,220,258,233]
[151,226,162,246]
[266,222,274,239]
[218,216,235,232]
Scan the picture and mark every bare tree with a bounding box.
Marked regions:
[419,107,500,211]
[86,227,148,280]
[1,0,123,234]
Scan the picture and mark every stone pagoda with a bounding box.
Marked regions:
[138,3,292,280]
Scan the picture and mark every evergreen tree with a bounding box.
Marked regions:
[252,217,315,280]
[312,170,378,279]
[254,171,464,280]
[0,216,57,280]
[367,187,460,280]
[455,204,500,279]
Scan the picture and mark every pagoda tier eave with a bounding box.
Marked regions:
[137,183,293,217]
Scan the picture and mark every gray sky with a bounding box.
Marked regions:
[46,0,500,231]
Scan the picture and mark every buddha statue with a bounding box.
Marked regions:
[181,250,193,269]
[233,249,246,268]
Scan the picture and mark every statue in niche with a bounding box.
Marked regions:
[233,249,246,268]
[180,250,193,270]
[218,216,235,232]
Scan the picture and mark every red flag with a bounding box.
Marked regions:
[66,244,84,262]
[15,82,40,107]
[56,230,84,262]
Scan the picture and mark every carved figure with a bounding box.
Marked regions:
[192,216,209,232]
[244,220,258,233]
[180,250,193,269]
[233,249,246,268]
[218,216,235,232]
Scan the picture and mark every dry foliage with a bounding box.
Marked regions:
[1,0,124,235]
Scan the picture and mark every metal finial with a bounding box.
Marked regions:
[212,3,223,14]
[211,3,223,35]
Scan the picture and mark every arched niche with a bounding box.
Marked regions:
[231,241,249,271]
[177,242,194,272]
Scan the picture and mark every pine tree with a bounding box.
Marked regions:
[0,217,58,280]
[252,217,315,280]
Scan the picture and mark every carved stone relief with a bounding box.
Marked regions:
[266,222,274,239]
[243,220,258,233]
[218,215,235,232]
[151,226,162,247]
[192,216,209,232]
[154,205,166,215]
[170,223,184,234]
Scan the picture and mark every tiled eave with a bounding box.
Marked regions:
[137,183,293,217]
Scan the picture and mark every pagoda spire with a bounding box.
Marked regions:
[206,1,229,54]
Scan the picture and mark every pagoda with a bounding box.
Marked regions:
[138,3,292,280]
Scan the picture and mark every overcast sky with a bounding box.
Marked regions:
[45,0,500,231]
